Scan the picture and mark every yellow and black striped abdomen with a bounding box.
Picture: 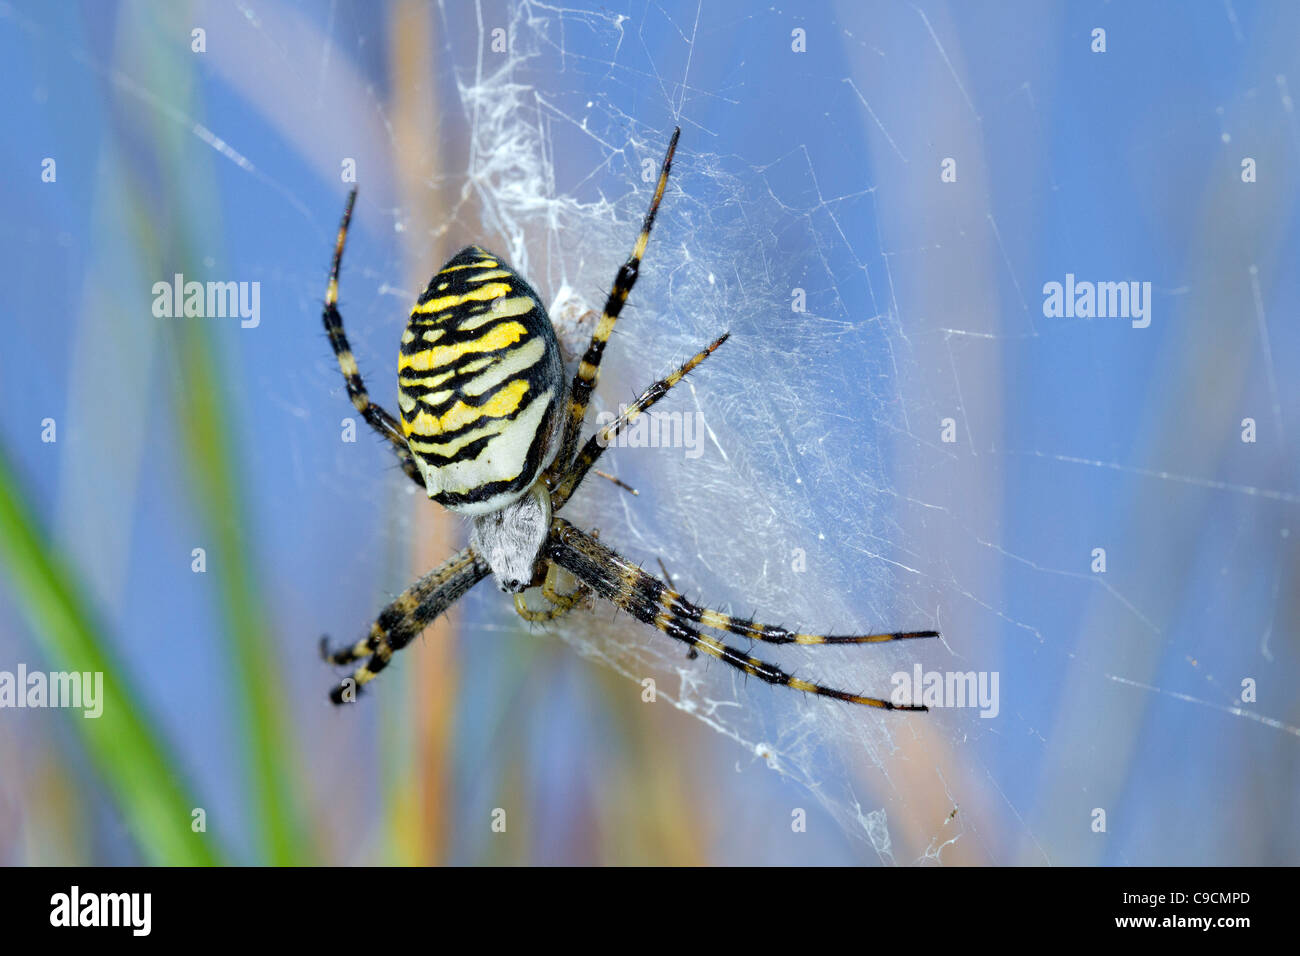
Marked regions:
[398,245,564,516]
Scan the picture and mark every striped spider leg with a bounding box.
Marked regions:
[322,188,427,489]
[551,331,729,510]
[543,126,681,493]
[534,337,937,708]
[321,547,488,704]
[545,520,935,710]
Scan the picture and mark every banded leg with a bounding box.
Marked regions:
[547,519,935,710]
[321,546,490,703]
[323,188,426,489]
[513,561,592,622]
[553,331,727,509]
[549,127,681,485]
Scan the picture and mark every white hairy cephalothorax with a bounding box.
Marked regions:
[470,481,552,592]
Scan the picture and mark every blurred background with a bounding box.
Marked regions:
[1,0,1297,865]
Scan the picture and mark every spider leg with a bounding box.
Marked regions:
[320,545,489,704]
[546,519,932,710]
[513,561,592,622]
[548,127,681,485]
[323,188,426,490]
[552,331,727,509]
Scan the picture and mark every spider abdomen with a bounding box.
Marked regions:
[398,245,564,516]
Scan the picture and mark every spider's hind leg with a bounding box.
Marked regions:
[547,518,936,710]
[322,188,426,490]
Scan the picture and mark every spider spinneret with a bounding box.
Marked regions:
[318,127,939,710]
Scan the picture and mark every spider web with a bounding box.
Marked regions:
[415,0,1300,865]
[263,0,1298,864]
[426,0,956,862]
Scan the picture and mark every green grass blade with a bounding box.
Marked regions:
[0,444,221,866]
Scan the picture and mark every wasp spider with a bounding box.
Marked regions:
[318,128,938,710]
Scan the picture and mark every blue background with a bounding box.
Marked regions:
[0,0,1296,865]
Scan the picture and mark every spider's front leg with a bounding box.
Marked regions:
[545,127,681,490]
[552,332,727,509]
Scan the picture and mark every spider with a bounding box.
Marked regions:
[318,127,938,710]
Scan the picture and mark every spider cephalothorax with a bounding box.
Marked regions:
[318,127,939,709]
